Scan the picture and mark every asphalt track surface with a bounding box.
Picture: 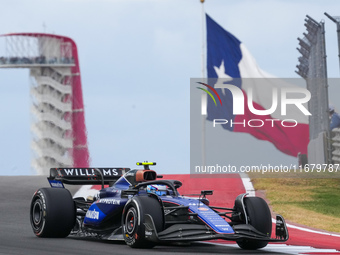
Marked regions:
[0,176,294,255]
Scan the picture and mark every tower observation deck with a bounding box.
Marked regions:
[0,33,90,174]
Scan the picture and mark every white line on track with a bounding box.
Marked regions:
[272,218,340,238]
[207,243,339,255]
[239,173,255,196]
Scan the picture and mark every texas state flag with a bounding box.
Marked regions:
[206,14,309,157]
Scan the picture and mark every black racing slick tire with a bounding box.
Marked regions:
[122,195,164,248]
[236,197,272,250]
[30,188,76,237]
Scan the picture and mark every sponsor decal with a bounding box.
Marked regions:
[97,199,120,205]
[62,168,119,176]
[48,180,64,188]
[37,190,46,210]
[86,209,99,220]
[198,207,209,211]
[188,202,205,206]
[125,171,135,177]
[102,169,119,176]
[145,231,152,236]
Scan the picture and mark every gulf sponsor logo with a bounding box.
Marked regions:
[86,209,99,220]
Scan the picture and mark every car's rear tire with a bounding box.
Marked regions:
[236,197,272,250]
[122,195,164,248]
[30,188,76,237]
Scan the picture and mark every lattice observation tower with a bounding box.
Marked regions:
[0,33,90,174]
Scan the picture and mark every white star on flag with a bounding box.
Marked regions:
[213,60,233,95]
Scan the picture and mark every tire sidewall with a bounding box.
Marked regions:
[30,190,47,236]
[30,188,75,238]
[236,196,272,250]
[122,198,145,247]
[244,197,272,237]
[122,195,164,248]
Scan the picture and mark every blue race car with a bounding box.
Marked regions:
[30,162,288,250]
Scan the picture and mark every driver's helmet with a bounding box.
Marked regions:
[146,184,167,196]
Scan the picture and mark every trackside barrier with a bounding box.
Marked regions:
[331,128,340,164]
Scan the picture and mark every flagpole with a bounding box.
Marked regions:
[200,0,206,169]
[201,0,205,78]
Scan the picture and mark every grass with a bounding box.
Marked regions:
[251,178,340,232]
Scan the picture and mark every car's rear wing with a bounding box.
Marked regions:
[48,167,130,187]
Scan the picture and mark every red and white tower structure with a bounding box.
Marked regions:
[0,33,90,174]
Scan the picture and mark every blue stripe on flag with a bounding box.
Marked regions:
[206,14,243,130]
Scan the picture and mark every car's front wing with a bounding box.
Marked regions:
[144,215,289,243]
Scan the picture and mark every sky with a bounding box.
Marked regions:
[0,0,340,175]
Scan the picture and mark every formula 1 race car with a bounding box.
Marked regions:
[30,162,288,250]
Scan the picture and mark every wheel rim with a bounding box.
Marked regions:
[125,208,137,235]
[32,200,43,225]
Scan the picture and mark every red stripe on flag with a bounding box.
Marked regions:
[234,90,309,156]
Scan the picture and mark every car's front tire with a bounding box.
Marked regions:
[122,195,164,248]
[30,188,76,237]
[236,197,272,250]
